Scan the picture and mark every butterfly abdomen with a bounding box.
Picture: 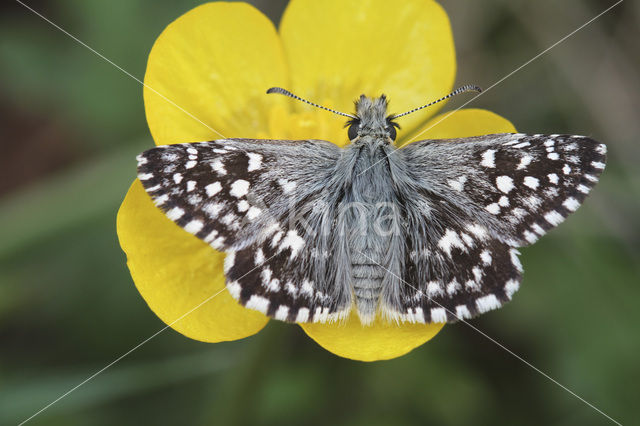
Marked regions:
[350,246,388,324]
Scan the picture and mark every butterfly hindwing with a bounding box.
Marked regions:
[386,133,606,323]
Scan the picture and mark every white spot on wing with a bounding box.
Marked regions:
[186,180,196,192]
[496,176,514,193]
[456,305,471,319]
[480,250,492,265]
[532,223,545,235]
[246,295,270,314]
[301,280,314,296]
[296,308,310,322]
[513,141,531,148]
[166,207,184,220]
[427,281,444,297]
[577,184,590,194]
[153,194,168,206]
[223,251,235,273]
[480,149,496,168]
[505,279,520,299]
[544,210,565,226]
[229,179,250,198]
[139,173,153,180]
[523,176,539,189]
[204,229,218,242]
[313,306,329,323]
[486,203,500,215]
[547,152,560,160]
[278,178,297,194]
[446,280,460,295]
[517,154,532,170]
[591,161,605,170]
[210,236,225,249]
[184,220,203,234]
[548,173,559,184]
[255,248,265,265]
[247,153,263,171]
[510,248,523,272]
[524,230,538,243]
[211,159,226,175]
[275,305,290,321]
[524,195,542,209]
[226,281,241,299]
[438,229,466,257]
[279,230,305,258]
[203,202,223,218]
[430,308,447,323]
[185,160,197,169]
[447,175,467,191]
[472,267,483,282]
[466,224,488,240]
[247,206,262,220]
[476,294,501,313]
[563,197,580,212]
[205,182,222,196]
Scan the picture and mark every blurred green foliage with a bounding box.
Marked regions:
[1,1,638,425]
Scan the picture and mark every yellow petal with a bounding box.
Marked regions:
[117,180,268,342]
[301,108,515,361]
[303,313,444,362]
[401,108,517,144]
[280,0,456,138]
[144,2,289,145]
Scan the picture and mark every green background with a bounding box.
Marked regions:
[1,1,638,425]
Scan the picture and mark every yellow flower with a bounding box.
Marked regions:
[117,0,516,361]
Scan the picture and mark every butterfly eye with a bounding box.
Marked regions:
[347,120,360,140]
[385,120,398,141]
[386,124,397,141]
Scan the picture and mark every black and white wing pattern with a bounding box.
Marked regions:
[389,133,606,323]
[137,139,351,323]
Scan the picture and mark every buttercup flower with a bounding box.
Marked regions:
[117,0,516,361]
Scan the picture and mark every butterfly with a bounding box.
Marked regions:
[136,85,606,325]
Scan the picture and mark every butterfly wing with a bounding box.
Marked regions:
[385,133,606,323]
[137,138,351,322]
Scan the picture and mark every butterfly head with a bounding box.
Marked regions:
[347,95,399,142]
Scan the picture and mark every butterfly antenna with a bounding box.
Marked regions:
[390,85,482,119]
[267,87,357,119]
